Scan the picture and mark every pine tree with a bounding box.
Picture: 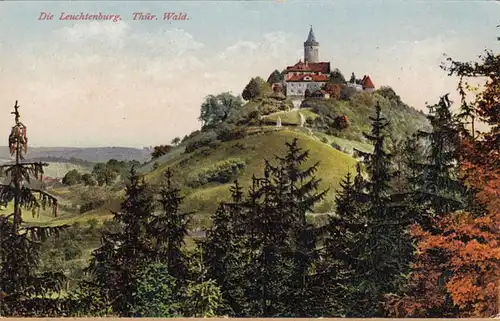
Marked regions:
[413,95,469,230]
[254,164,291,317]
[320,171,364,316]
[150,168,191,282]
[203,180,246,316]
[238,174,266,316]
[87,167,155,316]
[392,135,429,226]
[349,103,406,317]
[266,138,327,316]
[0,101,67,316]
[238,139,326,316]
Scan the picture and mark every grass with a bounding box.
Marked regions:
[313,132,373,154]
[0,183,124,227]
[0,93,430,272]
[303,94,430,143]
[146,127,357,215]
[263,108,319,125]
[42,162,92,178]
[4,94,425,228]
[0,202,58,225]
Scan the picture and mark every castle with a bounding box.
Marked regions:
[282,26,375,99]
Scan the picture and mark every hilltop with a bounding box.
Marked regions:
[0,71,432,295]
[16,76,430,231]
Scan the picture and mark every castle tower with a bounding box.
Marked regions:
[304,25,319,63]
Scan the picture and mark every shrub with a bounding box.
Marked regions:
[62,169,81,186]
[350,91,375,106]
[340,86,357,100]
[185,130,201,141]
[258,100,281,115]
[184,131,218,154]
[334,115,350,130]
[242,78,261,101]
[81,173,96,186]
[246,110,262,125]
[198,146,215,157]
[187,158,246,187]
[86,218,99,229]
[151,145,173,159]
[216,123,247,142]
[80,200,105,214]
[132,263,181,317]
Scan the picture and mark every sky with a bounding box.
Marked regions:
[0,0,499,148]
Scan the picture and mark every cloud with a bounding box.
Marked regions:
[56,20,129,45]
[0,22,489,147]
[0,23,301,147]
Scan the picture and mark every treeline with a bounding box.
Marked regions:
[62,159,141,186]
[0,35,498,318]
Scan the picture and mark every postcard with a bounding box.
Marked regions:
[0,0,499,318]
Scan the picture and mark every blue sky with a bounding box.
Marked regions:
[0,0,498,147]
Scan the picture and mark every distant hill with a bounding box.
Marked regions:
[0,146,152,163]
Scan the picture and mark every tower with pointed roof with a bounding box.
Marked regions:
[304,25,319,63]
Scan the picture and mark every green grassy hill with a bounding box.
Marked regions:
[11,127,361,227]
[0,82,432,292]
[301,92,430,143]
[146,127,358,215]
[4,88,429,231]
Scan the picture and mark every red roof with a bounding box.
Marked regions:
[286,61,331,74]
[287,74,329,82]
[362,75,375,89]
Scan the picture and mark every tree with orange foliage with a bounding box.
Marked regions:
[385,29,500,318]
[322,83,342,100]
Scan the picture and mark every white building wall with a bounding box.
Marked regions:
[286,81,324,97]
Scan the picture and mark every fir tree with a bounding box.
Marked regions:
[255,165,291,317]
[394,135,429,226]
[320,171,365,316]
[317,172,359,316]
[0,101,67,316]
[349,103,406,317]
[150,168,191,282]
[238,174,266,316]
[266,138,327,316]
[413,94,468,229]
[240,139,327,316]
[87,167,155,316]
[203,180,246,316]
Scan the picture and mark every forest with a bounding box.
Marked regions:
[0,33,498,318]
